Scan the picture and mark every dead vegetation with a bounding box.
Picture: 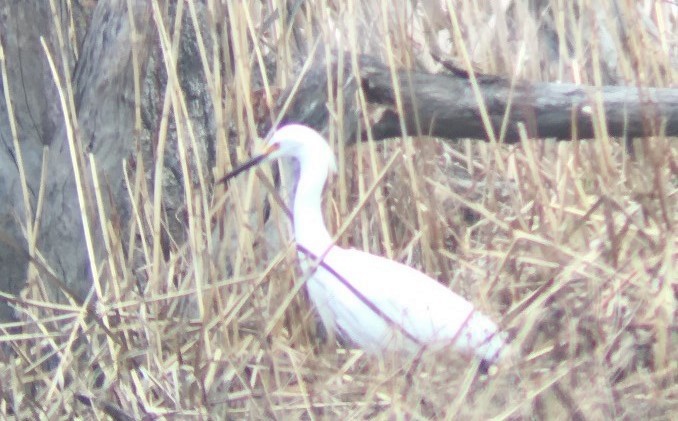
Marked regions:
[0,0,676,419]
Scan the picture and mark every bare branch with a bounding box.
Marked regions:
[279,53,678,144]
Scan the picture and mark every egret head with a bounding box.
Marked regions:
[264,124,337,173]
[222,124,337,182]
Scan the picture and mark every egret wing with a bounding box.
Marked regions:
[304,247,505,361]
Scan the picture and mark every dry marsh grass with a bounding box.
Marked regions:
[1,0,676,419]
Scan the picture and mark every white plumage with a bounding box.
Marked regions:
[226,124,507,367]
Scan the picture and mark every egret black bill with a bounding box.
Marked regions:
[219,143,279,183]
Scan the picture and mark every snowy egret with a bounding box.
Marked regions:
[224,124,507,368]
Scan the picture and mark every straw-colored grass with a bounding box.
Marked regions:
[1,0,676,419]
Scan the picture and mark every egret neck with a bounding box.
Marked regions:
[291,142,334,257]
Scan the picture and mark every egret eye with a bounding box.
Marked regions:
[265,142,281,155]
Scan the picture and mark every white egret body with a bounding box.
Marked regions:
[226,124,507,366]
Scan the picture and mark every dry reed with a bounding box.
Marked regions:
[0,1,676,419]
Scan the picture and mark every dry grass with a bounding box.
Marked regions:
[1,0,677,419]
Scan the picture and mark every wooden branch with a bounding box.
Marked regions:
[279,53,678,144]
